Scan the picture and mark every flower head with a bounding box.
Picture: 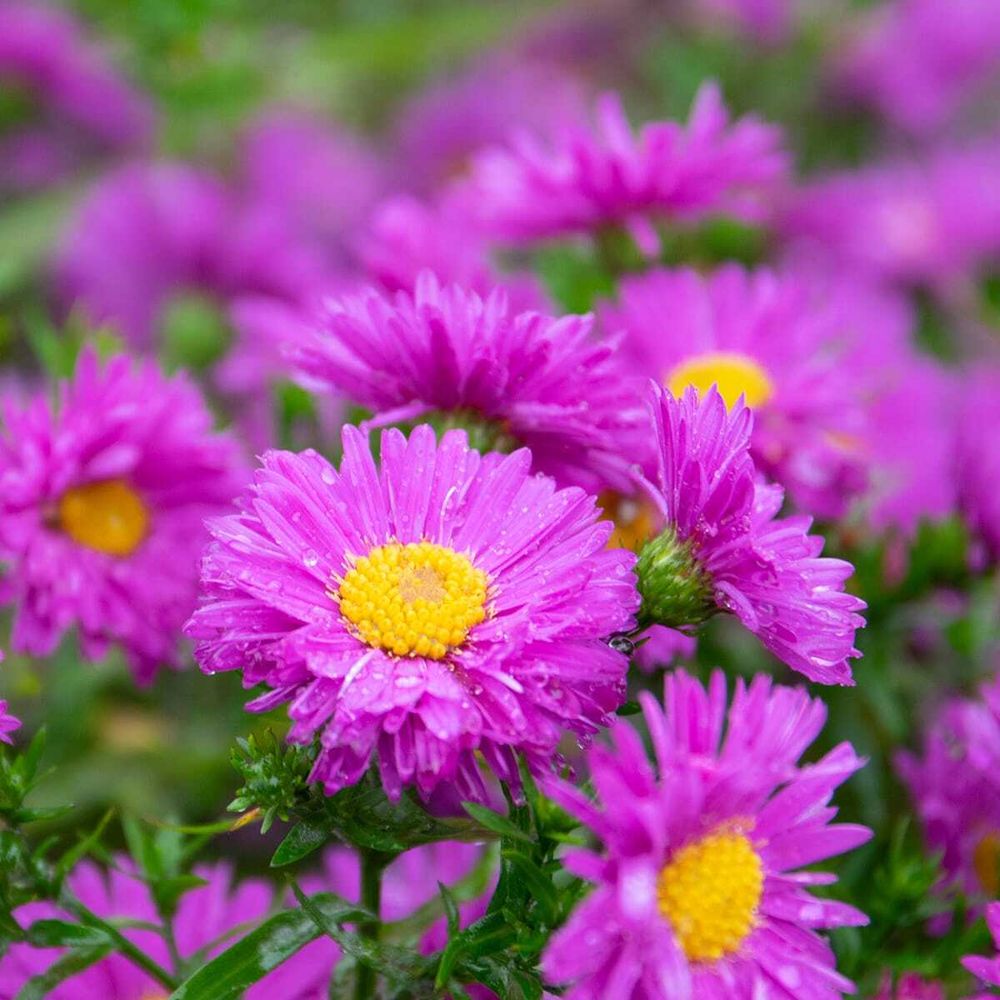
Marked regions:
[957,367,1000,564]
[780,140,1000,292]
[0,859,306,999]
[897,678,1000,901]
[0,696,20,745]
[601,264,912,518]
[833,0,1000,135]
[186,423,638,801]
[963,901,1000,996]
[542,669,871,999]
[288,271,647,492]
[0,349,246,682]
[873,972,946,1000]
[462,82,787,252]
[637,383,866,685]
[0,2,152,193]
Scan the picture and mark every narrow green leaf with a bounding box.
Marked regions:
[168,894,368,1000]
[460,803,532,844]
[25,918,110,948]
[270,820,329,868]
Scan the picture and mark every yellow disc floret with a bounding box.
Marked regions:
[666,351,774,410]
[336,541,489,659]
[657,828,764,963]
[57,479,150,557]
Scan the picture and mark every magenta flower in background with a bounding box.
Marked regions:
[601,264,912,518]
[873,972,946,1000]
[0,2,152,193]
[833,0,1000,135]
[956,367,1000,564]
[0,860,294,999]
[391,56,586,195]
[240,109,384,267]
[288,271,647,493]
[186,424,639,801]
[0,696,20,744]
[780,139,1000,292]
[357,192,546,312]
[692,0,797,44]
[860,355,957,538]
[0,349,246,683]
[542,669,871,999]
[964,902,1000,997]
[462,81,788,253]
[638,384,866,685]
[897,678,1000,903]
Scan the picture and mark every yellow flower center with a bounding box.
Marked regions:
[657,828,764,963]
[666,351,774,410]
[335,541,489,659]
[598,492,658,553]
[974,832,1000,897]
[57,479,150,557]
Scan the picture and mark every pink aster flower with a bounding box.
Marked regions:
[874,972,946,1000]
[391,56,586,195]
[0,859,320,1000]
[780,139,1000,292]
[357,192,546,312]
[185,423,639,801]
[542,669,871,999]
[833,0,1000,135]
[637,383,866,685]
[601,265,911,518]
[0,349,246,683]
[0,695,20,744]
[461,81,788,253]
[0,2,153,193]
[239,109,384,268]
[964,901,1000,997]
[860,355,958,538]
[957,367,1000,564]
[897,678,1000,903]
[287,271,647,493]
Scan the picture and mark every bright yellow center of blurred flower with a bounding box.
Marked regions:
[657,828,764,963]
[974,833,1000,897]
[57,479,149,557]
[336,541,489,659]
[666,351,774,410]
[598,492,658,553]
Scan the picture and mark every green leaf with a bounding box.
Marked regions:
[438,880,460,938]
[460,802,532,844]
[15,944,114,1000]
[168,894,368,1000]
[270,820,329,868]
[25,918,111,948]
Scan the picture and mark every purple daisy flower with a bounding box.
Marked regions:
[833,0,1000,136]
[779,139,1000,293]
[964,902,1000,997]
[897,678,1000,902]
[0,2,153,194]
[0,349,246,683]
[957,367,1000,564]
[461,82,788,253]
[287,271,647,493]
[0,690,20,745]
[874,972,946,1000]
[601,265,911,518]
[185,423,638,801]
[637,383,866,685]
[357,192,546,312]
[0,859,309,1000]
[390,55,586,196]
[542,669,871,999]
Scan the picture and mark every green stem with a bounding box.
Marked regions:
[354,848,384,1000]
[65,899,178,991]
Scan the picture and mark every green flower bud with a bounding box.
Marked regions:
[635,528,715,630]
